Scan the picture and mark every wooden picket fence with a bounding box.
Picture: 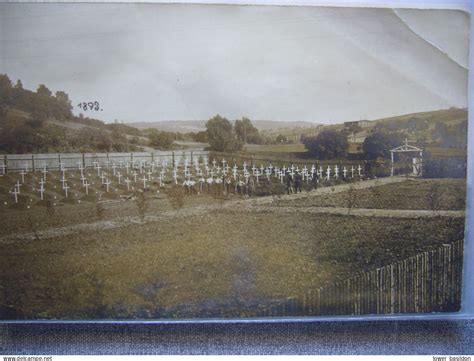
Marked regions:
[0,150,210,172]
[256,240,464,317]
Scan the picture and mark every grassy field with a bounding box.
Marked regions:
[425,146,467,158]
[244,143,306,153]
[0,190,221,236]
[0,177,466,319]
[0,210,464,319]
[282,179,466,211]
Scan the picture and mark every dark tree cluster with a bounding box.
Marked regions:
[206,115,243,152]
[147,129,175,150]
[361,132,404,160]
[234,117,264,144]
[203,115,266,151]
[302,130,349,159]
[0,74,73,123]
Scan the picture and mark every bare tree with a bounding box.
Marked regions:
[427,183,441,214]
[345,184,358,215]
[46,199,56,227]
[166,185,185,210]
[135,191,148,223]
[95,200,105,220]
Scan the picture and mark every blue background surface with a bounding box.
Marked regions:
[1,320,473,354]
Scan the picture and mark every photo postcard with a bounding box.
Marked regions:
[0,2,470,320]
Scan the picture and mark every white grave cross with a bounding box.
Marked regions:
[10,187,19,203]
[104,178,111,192]
[84,180,90,195]
[19,169,26,183]
[63,182,70,198]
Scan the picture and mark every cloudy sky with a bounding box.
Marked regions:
[0,3,469,124]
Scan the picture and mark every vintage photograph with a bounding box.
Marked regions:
[0,3,469,320]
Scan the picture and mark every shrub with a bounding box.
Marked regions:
[423,157,466,178]
[135,191,148,222]
[166,185,185,209]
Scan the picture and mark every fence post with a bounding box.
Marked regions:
[172,151,175,166]
[4,155,7,174]
[130,152,134,165]
[32,154,36,172]
[190,151,193,165]
[151,151,154,163]
[58,153,61,170]
[82,153,86,168]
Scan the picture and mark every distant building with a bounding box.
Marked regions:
[344,120,371,128]
[347,130,368,143]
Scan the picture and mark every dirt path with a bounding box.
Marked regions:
[245,205,465,219]
[2,176,455,244]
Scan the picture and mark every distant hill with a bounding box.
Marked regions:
[128,120,320,133]
[372,108,467,128]
[338,108,468,148]
[130,120,206,133]
[258,108,468,146]
[120,108,469,150]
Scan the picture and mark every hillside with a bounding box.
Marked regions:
[129,119,320,133]
[0,74,151,153]
[374,108,467,127]
[287,108,468,146]
[366,108,468,148]
[130,120,206,133]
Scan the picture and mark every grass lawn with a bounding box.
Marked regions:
[244,143,306,153]
[283,179,466,211]
[0,209,464,319]
[425,147,467,158]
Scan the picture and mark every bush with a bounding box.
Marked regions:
[95,201,105,220]
[253,180,285,197]
[148,130,174,150]
[362,132,404,160]
[166,185,185,209]
[423,157,466,178]
[135,191,148,222]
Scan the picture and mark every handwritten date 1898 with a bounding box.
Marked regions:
[77,101,102,111]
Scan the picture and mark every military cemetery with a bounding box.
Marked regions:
[0,145,466,319]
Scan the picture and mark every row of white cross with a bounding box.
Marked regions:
[2,157,364,178]
[4,158,365,203]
